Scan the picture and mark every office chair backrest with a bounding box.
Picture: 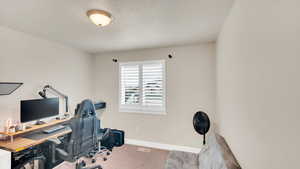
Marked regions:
[66,99,100,161]
[74,100,96,118]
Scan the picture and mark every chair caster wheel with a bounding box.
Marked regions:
[82,161,86,167]
[103,157,107,161]
[106,152,110,156]
[92,159,96,163]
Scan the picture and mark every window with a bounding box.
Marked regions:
[119,60,166,114]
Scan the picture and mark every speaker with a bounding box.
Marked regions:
[94,102,106,110]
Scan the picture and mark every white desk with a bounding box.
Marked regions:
[0,149,11,169]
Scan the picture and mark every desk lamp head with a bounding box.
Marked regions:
[38,89,47,99]
[38,85,69,113]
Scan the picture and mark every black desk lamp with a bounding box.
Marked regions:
[38,85,69,114]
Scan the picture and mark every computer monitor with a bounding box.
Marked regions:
[21,98,59,124]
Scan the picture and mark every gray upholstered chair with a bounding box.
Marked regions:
[48,99,103,169]
[165,132,241,169]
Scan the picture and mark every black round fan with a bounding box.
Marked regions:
[193,111,210,145]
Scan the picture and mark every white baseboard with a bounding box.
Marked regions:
[125,138,201,154]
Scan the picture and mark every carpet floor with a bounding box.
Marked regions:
[54,144,169,169]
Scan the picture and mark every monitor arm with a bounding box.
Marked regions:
[39,85,69,113]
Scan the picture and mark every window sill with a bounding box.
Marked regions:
[119,109,166,115]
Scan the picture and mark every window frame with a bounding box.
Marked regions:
[119,60,166,115]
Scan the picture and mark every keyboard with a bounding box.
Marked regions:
[24,126,71,140]
[43,125,66,134]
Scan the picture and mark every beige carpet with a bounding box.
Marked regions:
[55,144,169,169]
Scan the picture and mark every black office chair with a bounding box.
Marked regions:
[48,99,107,169]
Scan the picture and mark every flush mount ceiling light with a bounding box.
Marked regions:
[87,9,112,27]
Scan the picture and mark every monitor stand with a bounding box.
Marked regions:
[35,120,46,125]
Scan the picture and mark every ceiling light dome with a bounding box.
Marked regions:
[87,9,112,27]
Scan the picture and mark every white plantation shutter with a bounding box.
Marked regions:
[120,64,140,105]
[142,63,164,106]
[119,60,166,114]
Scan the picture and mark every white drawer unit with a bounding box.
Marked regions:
[0,149,11,169]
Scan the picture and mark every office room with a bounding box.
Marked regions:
[0,0,300,169]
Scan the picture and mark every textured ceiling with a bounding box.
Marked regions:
[0,0,233,53]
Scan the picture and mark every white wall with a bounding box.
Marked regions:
[217,0,300,168]
[0,26,93,126]
[92,43,216,148]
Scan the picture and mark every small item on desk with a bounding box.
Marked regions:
[17,123,29,131]
[15,122,24,131]
[15,126,22,132]
[21,124,27,130]
[56,113,70,120]
[4,118,13,132]
[56,116,66,120]
[8,126,15,133]
[64,113,70,118]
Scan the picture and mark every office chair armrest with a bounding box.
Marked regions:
[47,138,62,145]
[56,148,70,161]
